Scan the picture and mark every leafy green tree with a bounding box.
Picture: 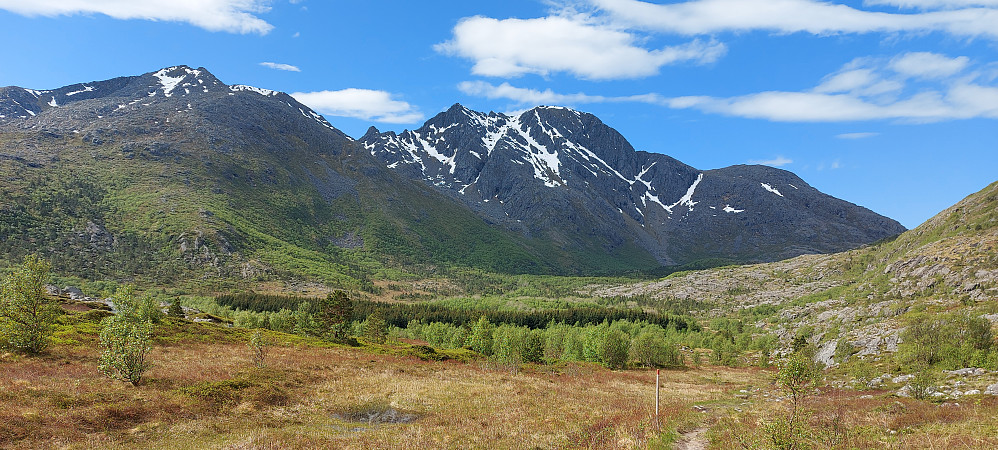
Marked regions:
[522,329,545,363]
[561,328,585,361]
[768,350,822,449]
[543,323,568,361]
[897,314,946,368]
[599,327,630,369]
[269,308,296,334]
[895,312,995,370]
[98,287,153,386]
[110,285,162,324]
[584,323,629,369]
[907,365,936,400]
[492,324,524,364]
[98,317,152,385]
[0,255,58,354]
[466,315,494,355]
[631,328,680,368]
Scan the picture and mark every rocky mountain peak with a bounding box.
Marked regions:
[362,104,906,265]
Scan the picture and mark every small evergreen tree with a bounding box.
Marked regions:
[167,300,184,318]
[364,311,388,344]
[319,291,353,341]
[0,255,58,354]
[292,301,320,336]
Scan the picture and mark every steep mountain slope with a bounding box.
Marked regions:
[0,66,909,288]
[0,66,561,286]
[362,104,906,266]
[596,179,998,364]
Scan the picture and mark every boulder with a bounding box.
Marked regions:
[945,368,986,377]
[891,374,914,384]
[814,340,838,368]
[62,286,84,300]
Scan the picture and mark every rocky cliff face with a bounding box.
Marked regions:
[362,104,906,265]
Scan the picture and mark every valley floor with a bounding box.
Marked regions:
[2,312,998,448]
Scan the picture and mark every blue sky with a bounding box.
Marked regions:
[1,0,997,229]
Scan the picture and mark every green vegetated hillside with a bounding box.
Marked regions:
[0,132,567,290]
[596,179,998,371]
[0,73,665,291]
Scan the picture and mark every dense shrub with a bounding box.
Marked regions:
[98,287,153,385]
[896,312,998,371]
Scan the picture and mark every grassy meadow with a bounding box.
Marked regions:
[3,299,998,449]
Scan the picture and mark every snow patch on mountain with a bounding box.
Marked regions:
[761,183,784,197]
[665,174,704,214]
[510,113,563,188]
[153,67,198,97]
[65,86,95,96]
[230,85,279,96]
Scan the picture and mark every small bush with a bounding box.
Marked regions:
[167,300,184,318]
[98,287,153,386]
[908,368,936,400]
[248,330,268,368]
[98,316,152,386]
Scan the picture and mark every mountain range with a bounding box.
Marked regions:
[0,66,905,286]
[362,104,905,266]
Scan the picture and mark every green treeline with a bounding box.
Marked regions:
[215,292,698,332]
[395,317,684,369]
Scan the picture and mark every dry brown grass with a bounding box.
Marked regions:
[8,316,996,449]
[0,320,766,449]
[706,385,998,449]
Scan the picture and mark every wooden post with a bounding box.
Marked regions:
[655,369,660,426]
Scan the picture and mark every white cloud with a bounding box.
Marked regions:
[291,89,424,124]
[836,132,880,139]
[589,0,998,39]
[749,156,794,166]
[668,86,998,122]
[889,52,969,79]
[460,52,998,123]
[0,0,274,34]
[864,0,998,8]
[436,15,725,80]
[260,62,301,72]
[439,1,998,82]
[667,52,998,122]
[458,80,671,106]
